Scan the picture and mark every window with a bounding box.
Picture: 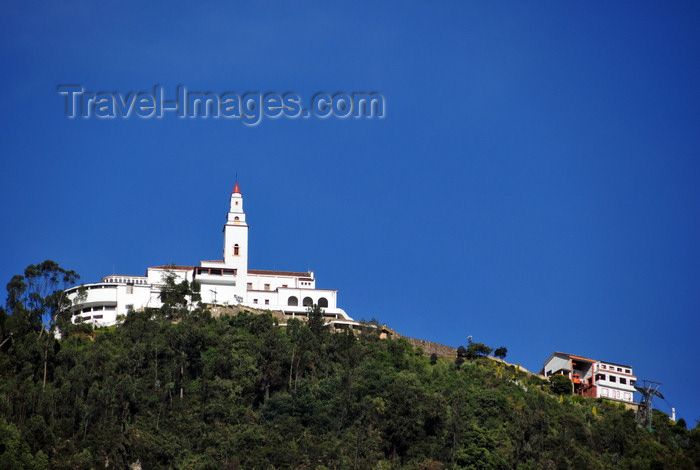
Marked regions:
[233,244,240,256]
[126,284,134,294]
[318,297,328,308]
[253,299,258,304]
[234,216,239,221]
[264,284,270,291]
[265,299,269,305]
[282,284,288,288]
[609,376,616,383]
[617,367,622,372]
[625,369,630,374]
[247,283,252,289]
[288,296,298,306]
[620,378,627,385]
[126,304,134,311]
[596,374,606,381]
[601,365,606,369]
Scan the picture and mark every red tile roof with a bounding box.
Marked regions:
[569,354,597,363]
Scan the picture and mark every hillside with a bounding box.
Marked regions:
[1,302,698,469]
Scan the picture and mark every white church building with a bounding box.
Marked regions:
[66,183,354,327]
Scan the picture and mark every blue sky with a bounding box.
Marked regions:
[2,1,699,424]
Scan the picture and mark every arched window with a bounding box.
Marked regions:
[234,216,240,223]
[288,296,298,306]
[303,297,313,307]
[318,297,328,308]
[233,244,240,256]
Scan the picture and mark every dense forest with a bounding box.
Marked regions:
[1,262,699,469]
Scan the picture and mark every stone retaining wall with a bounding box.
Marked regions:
[401,336,457,358]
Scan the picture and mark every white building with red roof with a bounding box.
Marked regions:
[67,183,353,326]
[542,351,637,403]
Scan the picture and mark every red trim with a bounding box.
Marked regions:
[278,287,337,292]
[248,269,311,277]
[150,265,194,271]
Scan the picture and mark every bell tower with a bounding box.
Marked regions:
[223,182,248,281]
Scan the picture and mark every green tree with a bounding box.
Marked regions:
[455,346,467,369]
[549,374,572,395]
[4,261,79,390]
[5,260,79,336]
[0,417,49,469]
[452,426,508,469]
[465,342,492,359]
[494,347,507,359]
[306,304,327,342]
[158,269,201,318]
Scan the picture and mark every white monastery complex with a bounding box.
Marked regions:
[66,183,354,327]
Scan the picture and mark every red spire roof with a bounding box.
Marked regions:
[233,182,241,194]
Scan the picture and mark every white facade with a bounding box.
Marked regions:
[542,351,637,403]
[67,183,353,326]
[593,360,637,403]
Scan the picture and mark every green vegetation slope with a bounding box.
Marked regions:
[1,263,698,469]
